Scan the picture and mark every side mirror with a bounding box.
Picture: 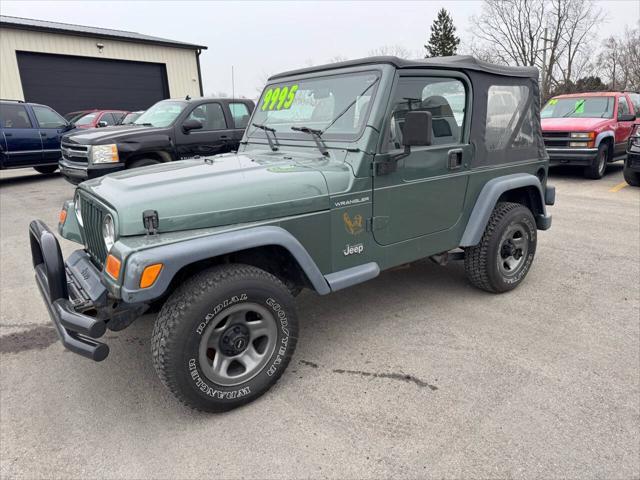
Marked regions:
[403,111,432,148]
[182,119,203,133]
[64,123,75,131]
[97,120,108,128]
[618,113,635,122]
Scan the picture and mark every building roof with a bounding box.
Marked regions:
[270,55,538,80]
[0,15,207,50]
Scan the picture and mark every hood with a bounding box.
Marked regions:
[541,117,612,132]
[64,125,164,145]
[80,151,337,236]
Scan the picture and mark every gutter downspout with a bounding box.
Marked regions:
[196,49,204,97]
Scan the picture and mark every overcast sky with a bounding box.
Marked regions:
[2,0,638,98]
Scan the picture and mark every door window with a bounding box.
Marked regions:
[618,97,630,118]
[229,102,250,128]
[32,105,67,128]
[0,104,33,128]
[187,103,227,130]
[100,113,117,126]
[386,77,466,150]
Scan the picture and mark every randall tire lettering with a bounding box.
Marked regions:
[151,264,298,412]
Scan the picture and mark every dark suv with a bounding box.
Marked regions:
[59,97,254,184]
[1,100,73,174]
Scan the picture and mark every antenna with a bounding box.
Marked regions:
[231,65,235,100]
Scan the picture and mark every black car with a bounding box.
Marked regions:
[59,97,255,184]
[624,125,640,186]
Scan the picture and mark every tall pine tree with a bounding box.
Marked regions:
[424,9,460,58]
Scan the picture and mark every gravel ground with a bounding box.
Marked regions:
[1,164,638,479]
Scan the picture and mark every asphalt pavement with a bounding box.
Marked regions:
[1,164,638,479]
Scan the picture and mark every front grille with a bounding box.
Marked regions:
[61,142,89,163]
[542,131,571,148]
[79,195,107,266]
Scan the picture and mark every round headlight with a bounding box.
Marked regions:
[102,214,115,252]
[74,193,83,227]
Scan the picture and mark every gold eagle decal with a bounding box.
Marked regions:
[343,212,364,235]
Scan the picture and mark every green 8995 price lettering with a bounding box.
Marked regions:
[261,84,299,111]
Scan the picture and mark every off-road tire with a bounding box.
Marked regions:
[128,158,161,169]
[33,165,58,174]
[151,264,298,412]
[464,202,537,293]
[584,143,608,179]
[623,164,640,186]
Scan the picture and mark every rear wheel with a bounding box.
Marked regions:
[127,158,161,169]
[33,165,58,174]
[464,202,537,293]
[584,143,608,179]
[151,264,298,412]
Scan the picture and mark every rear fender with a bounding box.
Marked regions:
[460,173,550,247]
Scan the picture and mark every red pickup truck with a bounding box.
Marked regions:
[541,92,638,179]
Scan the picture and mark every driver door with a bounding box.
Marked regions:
[176,102,231,158]
[373,74,471,246]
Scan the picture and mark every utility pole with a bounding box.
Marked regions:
[541,28,548,97]
[231,66,235,100]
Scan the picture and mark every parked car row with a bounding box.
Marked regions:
[541,91,640,181]
[2,87,638,186]
[1,97,253,179]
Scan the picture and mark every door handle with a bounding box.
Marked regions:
[4,133,12,137]
[447,148,463,169]
[220,135,228,139]
[40,132,47,137]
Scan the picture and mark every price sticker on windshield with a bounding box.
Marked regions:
[548,99,558,106]
[261,84,299,111]
[575,99,585,113]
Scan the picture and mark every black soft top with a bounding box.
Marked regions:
[270,55,538,80]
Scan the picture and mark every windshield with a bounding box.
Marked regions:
[134,101,185,127]
[249,71,380,141]
[74,113,98,126]
[541,97,614,119]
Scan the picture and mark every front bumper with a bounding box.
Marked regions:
[546,147,598,166]
[29,219,110,361]
[59,158,124,185]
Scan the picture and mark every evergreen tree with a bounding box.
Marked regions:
[425,9,460,58]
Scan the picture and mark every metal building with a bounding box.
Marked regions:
[0,16,207,115]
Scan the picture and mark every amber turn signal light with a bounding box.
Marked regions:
[58,208,67,224]
[105,254,121,280]
[140,263,163,288]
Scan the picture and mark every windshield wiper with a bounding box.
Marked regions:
[252,123,279,151]
[291,126,329,156]
[290,77,380,157]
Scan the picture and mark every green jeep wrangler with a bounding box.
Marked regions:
[30,56,555,412]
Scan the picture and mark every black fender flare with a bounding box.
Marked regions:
[459,173,550,247]
[119,226,331,303]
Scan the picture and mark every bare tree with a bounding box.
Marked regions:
[597,25,640,91]
[470,0,603,99]
[470,0,546,66]
[368,45,413,58]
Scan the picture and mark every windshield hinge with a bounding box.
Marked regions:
[142,210,159,235]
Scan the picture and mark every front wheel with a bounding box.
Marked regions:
[464,202,537,293]
[151,264,298,412]
[584,143,608,179]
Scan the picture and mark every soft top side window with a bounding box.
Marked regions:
[485,85,533,151]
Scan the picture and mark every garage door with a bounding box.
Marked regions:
[17,51,170,115]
